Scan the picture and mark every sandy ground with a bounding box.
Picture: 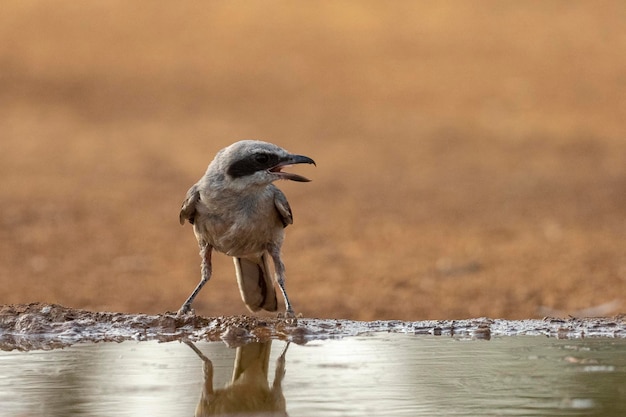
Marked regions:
[1,2,625,321]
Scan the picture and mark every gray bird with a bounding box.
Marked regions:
[178,140,315,316]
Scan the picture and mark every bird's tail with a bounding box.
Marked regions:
[233,253,278,312]
[232,341,272,384]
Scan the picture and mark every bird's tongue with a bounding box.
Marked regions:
[270,166,311,182]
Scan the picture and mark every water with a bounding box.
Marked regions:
[0,334,624,417]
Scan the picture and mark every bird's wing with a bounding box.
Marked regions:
[179,184,200,225]
[272,186,293,227]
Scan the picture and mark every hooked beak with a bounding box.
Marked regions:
[269,154,316,182]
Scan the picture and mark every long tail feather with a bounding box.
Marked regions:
[233,253,277,312]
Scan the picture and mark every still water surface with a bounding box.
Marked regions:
[0,334,624,416]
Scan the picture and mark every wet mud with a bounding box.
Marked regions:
[1,303,624,352]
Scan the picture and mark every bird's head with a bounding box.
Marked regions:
[215,140,316,186]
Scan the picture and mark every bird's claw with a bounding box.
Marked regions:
[176,305,195,317]
[277,310,298,325]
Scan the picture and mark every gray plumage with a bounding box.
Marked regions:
[178,140,315,316]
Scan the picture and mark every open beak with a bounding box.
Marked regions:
[269,154,316,182]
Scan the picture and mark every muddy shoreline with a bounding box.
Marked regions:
[1,303,624,351]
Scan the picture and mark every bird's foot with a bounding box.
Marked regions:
[277,310,299,325]
[176,304,195,317]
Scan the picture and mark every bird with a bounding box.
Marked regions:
[185,340,289,417]
[178,140,315,317]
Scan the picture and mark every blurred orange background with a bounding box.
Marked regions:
[1,1,625,320]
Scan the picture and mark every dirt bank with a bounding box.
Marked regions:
[1,304,624,352]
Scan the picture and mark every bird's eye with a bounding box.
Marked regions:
[255,153,270,164]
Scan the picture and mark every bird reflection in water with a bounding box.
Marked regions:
[185,341,289,417]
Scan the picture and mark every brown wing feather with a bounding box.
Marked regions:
[179,184,200,225]
[272,186,293,227]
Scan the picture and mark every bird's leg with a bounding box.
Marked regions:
[184,341,214,396]
[178,243,212,315]
[273,342,290,390]
[268,246,295,318]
